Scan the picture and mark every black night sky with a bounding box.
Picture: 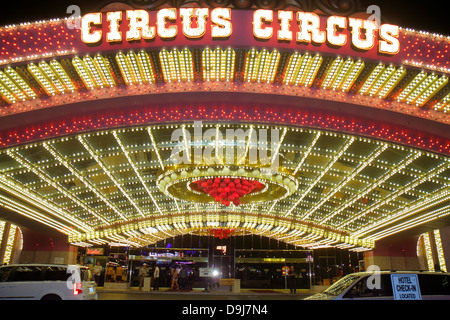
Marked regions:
[0,0,448,35]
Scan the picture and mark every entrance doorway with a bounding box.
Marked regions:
[78,234,362,289]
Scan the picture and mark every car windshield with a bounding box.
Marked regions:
[323,274,363,296]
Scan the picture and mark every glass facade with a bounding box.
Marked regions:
[77,234,362,289]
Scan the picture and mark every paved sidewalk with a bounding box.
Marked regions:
[96,286,326,300]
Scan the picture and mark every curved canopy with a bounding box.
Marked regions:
[0,123,448,251]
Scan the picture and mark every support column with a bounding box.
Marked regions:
[364,235,421,271]
[19,227,78,264]
[0,222,11,264]
[9,227,22,264]
[413,228,449,272]
[431,227,449,272]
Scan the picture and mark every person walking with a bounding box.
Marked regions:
[116,265,124,283]
[179,265,188,290]
[170,266,179,291]
[92,261,103,286]
[288,266,297,294]
[106,264,115,283]
[139,263,149,290]
[153,265,160,291]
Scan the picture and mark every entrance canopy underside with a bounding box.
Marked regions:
[0,6,449,252]
[0,123,448,251]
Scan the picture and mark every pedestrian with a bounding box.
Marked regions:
[153,265,160,291]
[179,265,188,290]
[92,261,103,285]
[288,266,297,294]
[139,263,149,290]
[170,266,179,291]
[116,265,124,283]
[106,264,115,282]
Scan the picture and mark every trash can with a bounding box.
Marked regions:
[233,279,241,293]
[143,277,151,292]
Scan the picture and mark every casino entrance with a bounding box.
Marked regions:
[78,233,362,290]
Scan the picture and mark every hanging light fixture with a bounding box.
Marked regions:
[193,177,265,206]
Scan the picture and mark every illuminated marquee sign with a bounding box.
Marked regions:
[86,247,104,255]
[81,8,400,55]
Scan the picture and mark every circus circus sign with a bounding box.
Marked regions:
[81,8,400,55]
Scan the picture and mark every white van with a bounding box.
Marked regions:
[305,271,450,300]
[0,264,98,300]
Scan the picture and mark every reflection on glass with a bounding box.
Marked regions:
[323,274,361,296]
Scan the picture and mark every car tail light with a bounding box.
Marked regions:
[73,283,83,295]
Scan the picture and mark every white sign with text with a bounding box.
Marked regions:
[391,274,422,300]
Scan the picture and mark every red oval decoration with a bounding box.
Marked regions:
[194,177,264,206]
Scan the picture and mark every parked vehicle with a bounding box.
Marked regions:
[305,271,450,300]
[0,264,98,300]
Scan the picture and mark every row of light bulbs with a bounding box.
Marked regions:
[1,47,449,115]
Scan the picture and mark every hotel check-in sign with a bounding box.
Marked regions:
[391,274,422,300]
